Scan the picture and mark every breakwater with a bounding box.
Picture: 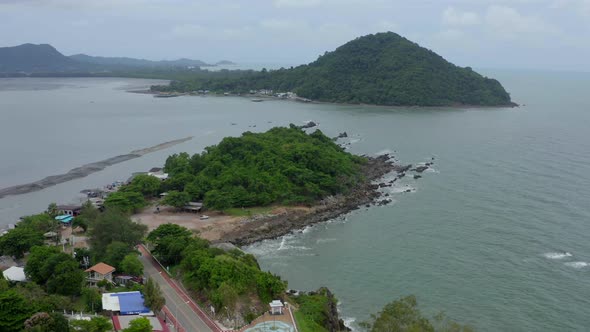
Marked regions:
[0,136,192,199]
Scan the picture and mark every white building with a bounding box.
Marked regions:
[2,266,27,282]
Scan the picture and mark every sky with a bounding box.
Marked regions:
[0,0,589,71]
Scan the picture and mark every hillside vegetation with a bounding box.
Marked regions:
[162,126,366,210]
[154,32,513,106]
[147,224,285,325]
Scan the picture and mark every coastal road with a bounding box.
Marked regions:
[138,245,219,332]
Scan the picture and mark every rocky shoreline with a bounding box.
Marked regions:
[217,153,422,246]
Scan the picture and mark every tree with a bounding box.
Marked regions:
[128,174,162,197]
[25,246,61,284]
[81,287,102,312]
[103,241,133,270]
[88,209,147,255]
[120,253,144,276]
[47,312,70,332]
[162,190,190,209]
[80,200,99,222]
[122,317,152,332]
[19,213,58,234]
[73,216,89,232]
[0,226,44,258]
[147,224,193,265]
[143,278,165,312]
[0,272,9,292]
[164,152,191,176]
[0,290,34,332]
[70,316,112,332]
[360,296,474,332]
[46,259,85,296]
[24,312,54,331]
[360,296,433,332]
[104,191,146,213]
[147,223,192,242]
[46,203,58,217]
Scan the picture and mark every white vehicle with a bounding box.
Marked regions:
[200,215,210,220]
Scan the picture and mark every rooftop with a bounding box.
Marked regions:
[2,266,26,282]
[85,262,116,275]
[102,291,151,315]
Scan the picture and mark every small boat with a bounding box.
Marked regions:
[251,99,263,102]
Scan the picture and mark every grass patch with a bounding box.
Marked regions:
[224,206,275,217]
[294,310,329,332]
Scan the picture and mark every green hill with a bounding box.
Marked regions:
[155,32,514,107]
[0,43,84,72]
[162,126,366,210]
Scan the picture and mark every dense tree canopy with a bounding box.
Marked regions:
[146,224,286,314]
[125,174,162,198]
[0,212,59,258]
[361,295,475,332]
[0,226,44,258]
[143,278,165,312]
[162,126,365,210]
[88,209,147,255]
[0,290,34,332]
[70,316,112,332]
[121,253,144,276]
[25,246,84,296]
[122,317,152,332]
[104,191,146,213]
[152,32,513,107]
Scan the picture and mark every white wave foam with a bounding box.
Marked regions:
[278,237,288,250]
[342,317,356,331]
[388,185,415,193]
[543,252,573,260]
[316,238,337,244]
[565,261,589,269]
[301,225,314,234]
[375,149,393,155]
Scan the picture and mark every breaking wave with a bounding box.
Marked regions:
[543,252,573,260]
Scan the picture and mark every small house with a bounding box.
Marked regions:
[183,202,203,213]
[269,300,284,315]
[86,262,115,286]
[57,205,82,216]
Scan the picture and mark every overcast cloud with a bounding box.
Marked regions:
[0,0,588,70]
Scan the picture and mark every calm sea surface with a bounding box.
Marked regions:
[1,72,589,331]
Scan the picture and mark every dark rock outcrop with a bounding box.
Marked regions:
[413,165,429,173]
[300,121,317,129]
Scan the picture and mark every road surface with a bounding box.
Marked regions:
[139,245,218,332]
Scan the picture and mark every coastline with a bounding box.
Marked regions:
[148,88,519,109]
[216,154,407,246]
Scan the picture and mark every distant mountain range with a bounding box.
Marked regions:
[0,43,234,73]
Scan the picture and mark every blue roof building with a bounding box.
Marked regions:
[102,291,151,315]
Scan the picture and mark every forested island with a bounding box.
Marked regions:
[152,32,515,107]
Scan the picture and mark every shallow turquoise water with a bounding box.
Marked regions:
[1,71,589,331]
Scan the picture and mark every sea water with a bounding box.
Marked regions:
[1,71,589,331]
